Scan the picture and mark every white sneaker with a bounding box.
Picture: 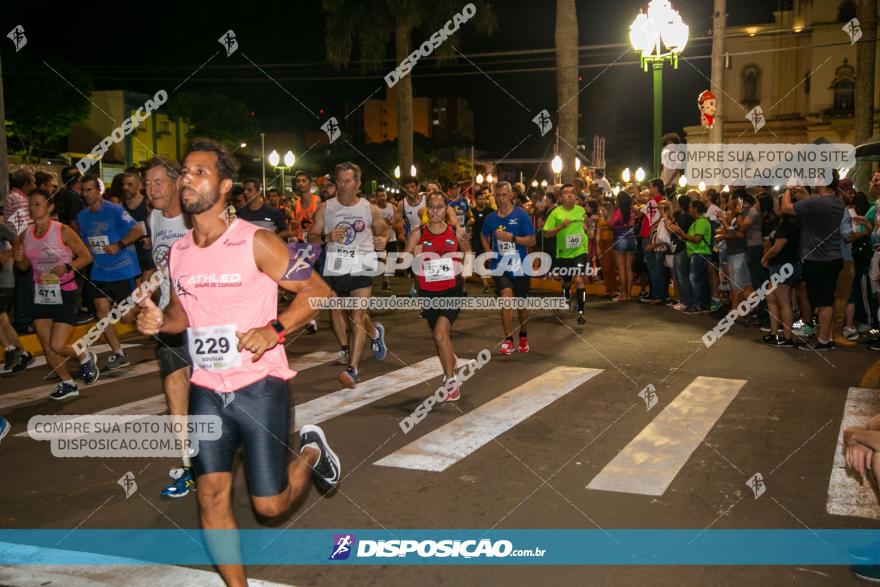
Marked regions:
[843,327,859,340]
[672,303,687,310]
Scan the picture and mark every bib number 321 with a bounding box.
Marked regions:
[187,324,241,371]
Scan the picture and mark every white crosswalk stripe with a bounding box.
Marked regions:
[586,376,746,496]
[826,386,880,519]
[375,366,603,472]
[293,356,466,431]
[15,351,339,439]
[0,357,157,413]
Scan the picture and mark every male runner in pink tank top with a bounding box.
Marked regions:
[135,139,338,587]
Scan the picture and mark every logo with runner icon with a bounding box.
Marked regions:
[335,219,365,246]
[174,275,196,302]
[329,533,356,560]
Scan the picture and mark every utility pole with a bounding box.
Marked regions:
[260,132,266,192]
[709,0,726,145]
[855,0,877,145]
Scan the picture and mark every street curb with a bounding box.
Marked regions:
[18,322,138,357]
[530,277,614,295]
[860,355,880,388]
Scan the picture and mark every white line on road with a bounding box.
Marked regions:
[586,376,746,496]
[15,351,340,439]
[0,343,141,376]
[293,356,462,431]
[826,387,880,519]
[0,541,291,586]
[374,366,603,472]
[0,358,158,413]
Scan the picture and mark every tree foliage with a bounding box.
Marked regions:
[166,92,258,148]
[4,52,93,162]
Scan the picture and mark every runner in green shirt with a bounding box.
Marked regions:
[542,183,589,324]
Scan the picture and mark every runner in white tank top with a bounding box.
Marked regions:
[144,157,197,499]
[307,162,391,388]
[374,187,397,292]
[393,177,425,297]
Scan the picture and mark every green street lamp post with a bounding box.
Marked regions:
[268,150,296,194]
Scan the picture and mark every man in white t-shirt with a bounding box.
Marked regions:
[593,170,612,200]
[373,187,397,292]
[144,157,195,498]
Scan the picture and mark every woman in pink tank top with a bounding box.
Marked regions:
[14,190,96,398]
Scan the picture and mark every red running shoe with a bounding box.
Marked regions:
[500,339,515,355]
[442,378,461,402]
[518,336,530,353]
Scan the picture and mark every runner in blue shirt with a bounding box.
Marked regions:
[77,175,143,370]
[480,181,536,355]
[447,183,472,233]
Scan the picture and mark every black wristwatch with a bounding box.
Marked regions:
[268,319,286,343]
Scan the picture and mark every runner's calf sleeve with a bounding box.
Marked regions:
[576,288,586,313]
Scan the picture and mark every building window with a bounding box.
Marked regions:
[827,58,856,118]
[159,121,170,134]
[833,78,855,111]
[741,64,761,107]
[838,0,857,23]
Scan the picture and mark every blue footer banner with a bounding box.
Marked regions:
[3,530,880,565]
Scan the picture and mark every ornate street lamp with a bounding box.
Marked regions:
[551,154,563,184]
[268,150,295,193]
[629,0,688,177]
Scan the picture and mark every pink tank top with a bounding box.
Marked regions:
[24,221,76,290]
[169,219,295,392]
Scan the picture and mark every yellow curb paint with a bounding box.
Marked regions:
[18,322,138,357]
[859,356,880,388]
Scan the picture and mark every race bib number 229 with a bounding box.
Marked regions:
[187,324,241,371]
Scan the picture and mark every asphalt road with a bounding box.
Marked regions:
[1,281,879,586]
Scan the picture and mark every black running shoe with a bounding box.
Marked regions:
[798,340,835,352]
[762,334,778,343]
[48,381,79,400]
[11,350,34,373]
[576,313,585,325]
[75,311,94,325]
[767,336,795,348]
[4,347,22,371]
[80,351,100,384]
[299,424,341,493]
[105,352,130,370]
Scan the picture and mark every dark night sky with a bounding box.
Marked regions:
[4,0,776,168]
